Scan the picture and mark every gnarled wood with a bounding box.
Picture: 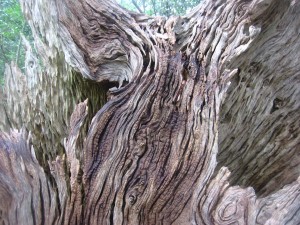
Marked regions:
[0,0,299,224]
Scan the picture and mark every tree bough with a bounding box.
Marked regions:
[0,0,299,224]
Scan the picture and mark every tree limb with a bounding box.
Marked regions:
[131,0,144,13]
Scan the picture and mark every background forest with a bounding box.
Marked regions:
[0,0,201,86]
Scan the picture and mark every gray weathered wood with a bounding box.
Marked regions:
[0,0,299,224]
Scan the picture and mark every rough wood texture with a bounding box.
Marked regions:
[0,0,299,224]
[217,1,300,197]
[1,35,108,170]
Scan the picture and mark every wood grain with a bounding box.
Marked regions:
[0,0,299,224]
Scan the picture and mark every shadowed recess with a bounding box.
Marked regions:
[218,62,300,197]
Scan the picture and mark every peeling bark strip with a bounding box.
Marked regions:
[0,0,300,224]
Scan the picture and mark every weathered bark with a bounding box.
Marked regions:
[0,0,299,224]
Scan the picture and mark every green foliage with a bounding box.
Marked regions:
[117,0,202,16]
[0,0,32,84]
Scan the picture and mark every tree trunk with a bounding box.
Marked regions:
[1,0,300,224]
